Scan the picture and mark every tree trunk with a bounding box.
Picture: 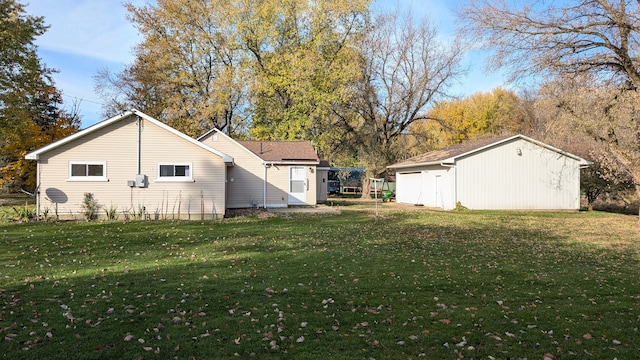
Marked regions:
[361,177,372,200]
[360,168,386,199]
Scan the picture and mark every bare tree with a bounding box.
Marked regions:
[330,8,464,197]
[458,0,640,88]
[535,75,640,216]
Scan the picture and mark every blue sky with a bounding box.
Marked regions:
[26,0,506,128]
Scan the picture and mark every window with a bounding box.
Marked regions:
[157,163,192,182]
[68,161,107,181]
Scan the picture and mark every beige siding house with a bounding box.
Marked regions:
[25,110,232,220]
[389,135,591,210]
[26,110,325,220]
[197,129,321,208]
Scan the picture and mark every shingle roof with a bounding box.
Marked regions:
[392,135,513,167]
[388,134,591,169]
[238,140,320,162]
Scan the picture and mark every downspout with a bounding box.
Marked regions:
[137,116,142,175]
[264,163,268,209]
[36,161,41,219]
[440,162,457,208]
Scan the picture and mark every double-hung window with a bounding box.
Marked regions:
[68,161,107,181]
[157,163,192,182]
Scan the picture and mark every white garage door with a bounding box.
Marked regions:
[396,172,423,205]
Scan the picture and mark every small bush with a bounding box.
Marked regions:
[81,193,101,221]
[454,201,469,211]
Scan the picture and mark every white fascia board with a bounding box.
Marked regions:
[25,110,136,160]
[266,161,320,166]
[388,159,454,170]
[25,109,234,164]
[200,127,265,163]
[132,110,233,163]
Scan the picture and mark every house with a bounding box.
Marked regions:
[388,134,591,210]
[197,128,321,208]
[25,109,323,220]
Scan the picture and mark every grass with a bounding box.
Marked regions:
[1,206,639,359]
[0,194,35,223]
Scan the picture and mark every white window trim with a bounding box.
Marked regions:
[156,162,194,182]
[67,161,108,182]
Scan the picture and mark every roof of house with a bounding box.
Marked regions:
[25,109,233,163]
[238,140,320,163]
[388,134,591,169]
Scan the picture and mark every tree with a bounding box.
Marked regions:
[0,0,79,192]
[407,88,532,154]
[241,0,369,142]
[0,0,51,134]
[96,0,369,139]
[534,75,640,214]
[96,0,250,137]
[460,0,640,221]
[458,0,640,88]
[328,8,464,196]
[0,86,80,192]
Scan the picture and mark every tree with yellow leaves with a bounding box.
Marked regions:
[408,88,531,154]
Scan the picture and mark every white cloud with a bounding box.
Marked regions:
[26,0,145,65]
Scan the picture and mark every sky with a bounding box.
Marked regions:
[25,0,506,128]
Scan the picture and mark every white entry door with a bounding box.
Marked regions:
[288,166,306,204]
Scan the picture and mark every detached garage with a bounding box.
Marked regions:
[388,135,591,210]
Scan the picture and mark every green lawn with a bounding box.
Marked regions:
[1,207,639,359]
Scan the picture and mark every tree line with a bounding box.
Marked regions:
[2,0,639,211]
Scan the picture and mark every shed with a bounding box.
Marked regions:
[388,134,591,210]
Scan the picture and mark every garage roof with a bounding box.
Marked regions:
[388,134,590,169]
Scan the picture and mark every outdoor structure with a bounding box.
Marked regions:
[316,160,330,203]
[388,134,591,210]
[25,109,323,220]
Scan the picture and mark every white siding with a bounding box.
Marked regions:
[456,138,581,210]
[421,167,455,209]
[37,116,226,220]
[396,166,456,208]
[396,171,423,205]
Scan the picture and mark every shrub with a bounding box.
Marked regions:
[81,193,101,221]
